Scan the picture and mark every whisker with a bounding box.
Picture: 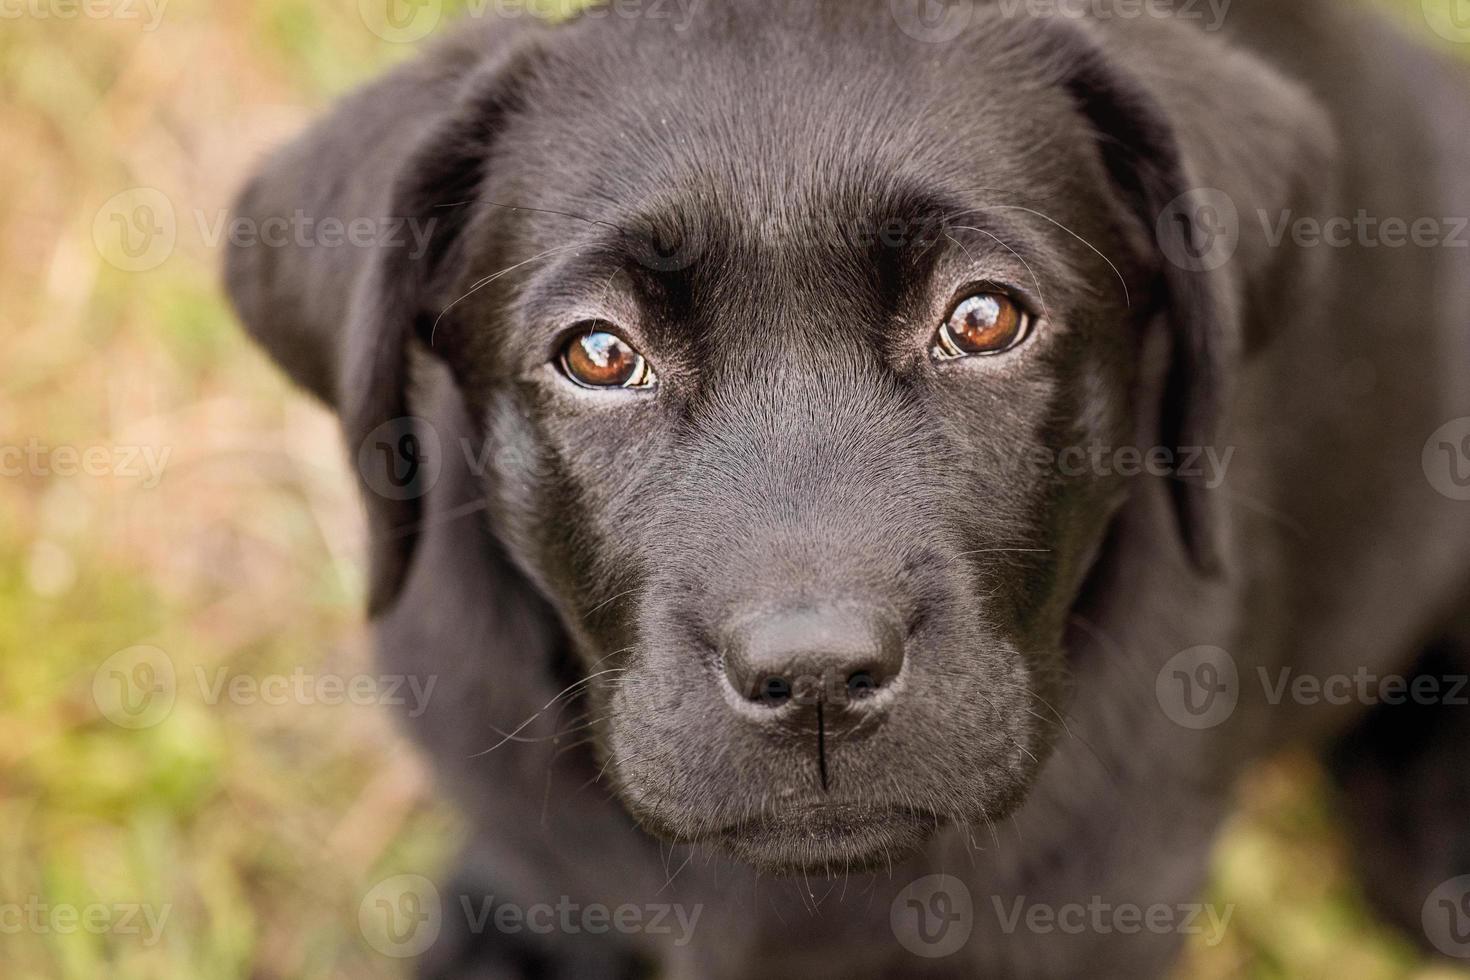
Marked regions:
[479,198,625,236]
[585,588,638,618]
[975,205,1130,307]
[469,666,627,757]
[430,242,584,345]
[949,224,1053,323]
[941,202,1131,307]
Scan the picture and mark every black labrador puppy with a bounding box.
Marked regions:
[226,0,1470,975]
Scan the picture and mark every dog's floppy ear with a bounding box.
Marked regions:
[342,46,545,614]
[226,23,545,615]
[1038,17,1336,573]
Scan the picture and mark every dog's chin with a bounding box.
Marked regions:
[713,804,943,875]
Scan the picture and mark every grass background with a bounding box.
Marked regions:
[1,1,1468,977]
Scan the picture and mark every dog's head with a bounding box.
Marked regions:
[326,2,1330,873]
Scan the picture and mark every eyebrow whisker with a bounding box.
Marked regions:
[951,204,1131,307]
[480,198,627,237]
[430,242,584,345]
[949,225,1053,323]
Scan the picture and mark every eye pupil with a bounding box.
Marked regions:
[561,328,655,389]
[936,292,1027,358]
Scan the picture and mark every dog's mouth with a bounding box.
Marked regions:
[711,803,944,874]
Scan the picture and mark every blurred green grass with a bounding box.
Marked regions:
[1,2,1468,978]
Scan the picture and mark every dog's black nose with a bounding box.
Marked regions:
[722,606,904,709]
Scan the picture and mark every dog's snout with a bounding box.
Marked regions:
[721,606,904,710]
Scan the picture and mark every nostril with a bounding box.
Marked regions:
[720,604,905,711]
[846,670,878,699]
[758,675,792,705]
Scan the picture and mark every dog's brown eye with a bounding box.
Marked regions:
[933,292,1029,359]
[559,327,656,389]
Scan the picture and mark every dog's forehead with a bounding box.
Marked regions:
[488,10,1117,337]
[515,8,1073,215]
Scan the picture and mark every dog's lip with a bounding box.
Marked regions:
[707,802,944,873]
[714,801,942,839]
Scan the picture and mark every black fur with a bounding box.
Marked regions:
[226,1,1470,975]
